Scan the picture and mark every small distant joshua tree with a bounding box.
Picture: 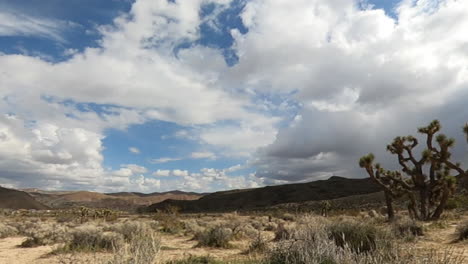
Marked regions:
[359,120,468,221]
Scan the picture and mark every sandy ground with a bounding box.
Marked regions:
[0,237,52,264]
[414,217,468,260]
[0,237,104,264]
[0,234,248,264]
[159,234,248,261]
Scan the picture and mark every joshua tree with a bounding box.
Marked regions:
[359,120,467,221]
[465,124,468,142]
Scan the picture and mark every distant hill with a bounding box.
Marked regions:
[26,190,203,212]
[145,176,381,213]
[0,186,50,210]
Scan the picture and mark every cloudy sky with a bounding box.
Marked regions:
[0,0,467,193]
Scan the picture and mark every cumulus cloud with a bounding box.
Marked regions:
[0,0,280,191]
[1,0,467,192]
[150,166,262,192]
[234,0,468,182]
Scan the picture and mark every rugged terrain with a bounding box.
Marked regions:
[146,176,381,213]
[0,186,49,210]
[2,176,382,213]
[24,189,203,212]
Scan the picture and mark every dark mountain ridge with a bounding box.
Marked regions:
[145,176,381,213]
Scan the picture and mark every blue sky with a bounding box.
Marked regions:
[1,0,467,192]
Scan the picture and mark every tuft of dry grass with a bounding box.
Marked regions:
[104,231,160,264]
[392,217,424,241]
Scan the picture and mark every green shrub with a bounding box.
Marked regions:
[326,219,388,253]
[446,194,468,210]
[195,226,233,248]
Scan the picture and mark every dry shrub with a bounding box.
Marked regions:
[245,232,269,254]
[55,211,80,223]
[264,215,465,264]
[267,239,464,264]
[273,223,294,241]
[264,222,278,231]
[166,255,260,264]
[327,219,391,253]
[455,220,468,242]
[183,219,204,236]
[62,225,124,252]
[281,213,296,221]
[232,223,259,240]
[20,222,69,247]
[392,217,424,241]
[153,212,184,234]
[165,256,218,264]
[0,222,17,238]
[106,221,153,242]
[11,219,40,234]
[195,226,233,248]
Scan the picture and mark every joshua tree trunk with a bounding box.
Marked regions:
[431,185,450,220]
[419,188,429,220]
[384,190,395,221]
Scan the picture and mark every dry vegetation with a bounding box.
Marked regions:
[0,206,467,264]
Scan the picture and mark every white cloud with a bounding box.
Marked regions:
[150,157,182,164]
[153,169,171,177]
[233,0,468,182]
[190,151,216,159]
[149,165,262,192]
[2,0,467,192]
[123,164,148,174]
[172,169,189,177]
[129,147,140,154]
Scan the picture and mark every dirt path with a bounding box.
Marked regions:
[159,234,247,261]
[0,237,54,264]
[415,217,468,260]
[0,237,103,264]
